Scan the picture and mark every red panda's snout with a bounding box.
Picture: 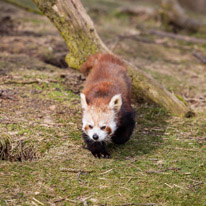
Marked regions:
[84,124,114,141]
[80,93,122,141]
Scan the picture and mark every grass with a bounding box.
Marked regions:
[1,0,206,205]
[1,73,206,205]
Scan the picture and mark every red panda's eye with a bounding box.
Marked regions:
[100,126,106,130]
[89,125,93,129]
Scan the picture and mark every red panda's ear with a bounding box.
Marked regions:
[80,93,88,109]
[109,94,122,112]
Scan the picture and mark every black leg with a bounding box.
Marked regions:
[82,133,111,158]
[112,110,135,145]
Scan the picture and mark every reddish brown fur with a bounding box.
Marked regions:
[81,53,102,76]
[106,126,112,135]
[80,53,132,117]
[84,125,89,132]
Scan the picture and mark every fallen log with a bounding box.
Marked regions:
[161,0,206,33]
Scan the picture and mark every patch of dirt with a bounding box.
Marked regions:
[0,15,15,35]
[61,72,85,94]
[0,2,84,161]
[0,1,69,70]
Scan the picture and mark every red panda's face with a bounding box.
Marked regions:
[80,93,122,142]
[82,105,117,141]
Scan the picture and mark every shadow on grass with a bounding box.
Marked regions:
[108,103,169,159]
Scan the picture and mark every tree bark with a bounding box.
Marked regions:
[33,0,194,117]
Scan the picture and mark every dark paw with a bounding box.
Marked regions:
[92,151,111,159]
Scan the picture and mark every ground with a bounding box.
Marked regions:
[0,0,206,205]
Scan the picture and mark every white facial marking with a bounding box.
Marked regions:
[87,126,108,141]
[109,94,122,112]
[82,105,117,142]
[80,93,88,110]
[109,121,117,135]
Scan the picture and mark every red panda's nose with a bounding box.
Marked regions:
[93,134,99,140]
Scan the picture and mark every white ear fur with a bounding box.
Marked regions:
[109,94,122,111]
[80,93,88,109]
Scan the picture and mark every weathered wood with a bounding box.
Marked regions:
[33,0,194,117]
[33,0,108,69]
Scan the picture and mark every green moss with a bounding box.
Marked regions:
[175,94,188,106]
[63,33,99,69]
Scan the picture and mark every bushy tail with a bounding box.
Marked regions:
[80,53,102,76]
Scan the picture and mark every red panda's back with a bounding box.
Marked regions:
[82,54,132,107]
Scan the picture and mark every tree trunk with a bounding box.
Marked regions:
[33,0,194,117]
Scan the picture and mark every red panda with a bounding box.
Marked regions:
[80,53,135,158]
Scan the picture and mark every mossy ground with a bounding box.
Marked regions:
[0,1,206,205]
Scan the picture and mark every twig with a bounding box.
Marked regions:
[31,201,38,206]
[106,194,119,199]
[144,29,206,44]
[186,178,204,183]
[60,168,93,173]
[127,177,139,183]
[186,179,204,189]
[164,183,173,188]
[32,197,44,205]
[2,80,39,85]
[53,198,65,203]
[81,195,93,202]
[77,171,84,184]
[173,184,185,190]
[66,199,79,203]
[146,167,181,174]
[188,182,204,189]
[120,187,131,191]
[53,195,70,203]
[175,147,198,151]
[164,183,185,190]
[100,168,113,175]
[192,51,206,64]
[1,79,58,85]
